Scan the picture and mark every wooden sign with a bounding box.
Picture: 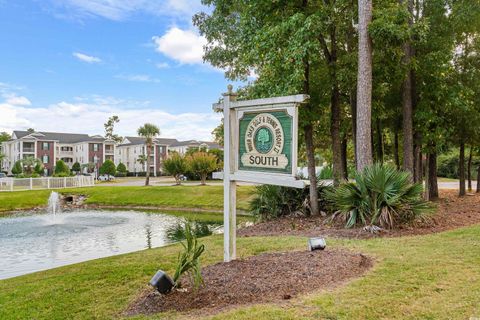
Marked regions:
[213,85,308,262]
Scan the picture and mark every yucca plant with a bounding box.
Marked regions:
[172,222,205,290]
[326,163,432,229]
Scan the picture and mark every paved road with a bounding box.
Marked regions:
[101,177,475,190]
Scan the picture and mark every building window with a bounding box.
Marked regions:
[42,142,49,150]
[93,144,99,152]
[42,155,49,164]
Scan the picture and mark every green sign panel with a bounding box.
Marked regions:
[238,110,293,174]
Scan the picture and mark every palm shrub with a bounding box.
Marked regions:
[325,163,432,229]
[172,222,205,290]
[163,153,188,185]
[250,184,330,220]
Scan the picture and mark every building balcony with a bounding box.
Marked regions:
[59,150,74,156]
[22,147,35,153]
[105,149,115,155]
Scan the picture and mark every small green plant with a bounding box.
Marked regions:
[325,163,432,229]
[172,222,205,290]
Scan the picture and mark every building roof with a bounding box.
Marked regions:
[12,131,106,143]
[170,140,222,149]
[119,136,178,146]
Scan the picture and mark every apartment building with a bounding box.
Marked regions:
[116,136,177,176]
[1,131,116,175]
[169,140,223,155]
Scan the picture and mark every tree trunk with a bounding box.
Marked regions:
[341,137,348,179]
[356,0,373,171]
[394,130,400,170]
[305,124,319,215]
[401,0,415,180]
[413,132,422,183]
[331,82,343,185]
[145,144,151,186]
[477,165,480,193]
[459,141,466,196]
[375,118,383,163]
[467,146,473,192]
[350,89,357,166]
[302,59,320,216]
[425,148,438,200]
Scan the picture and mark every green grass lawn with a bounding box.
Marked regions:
[0,185,255,213]
[1,225,479,320]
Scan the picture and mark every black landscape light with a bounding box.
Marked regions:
[149,270,174,294]
[308,237,326,251]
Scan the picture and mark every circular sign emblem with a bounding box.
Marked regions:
[245,113,284,155]
[254,127,273,154]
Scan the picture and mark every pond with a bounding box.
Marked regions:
[0,209,223,280]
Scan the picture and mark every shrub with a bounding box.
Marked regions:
[325,163,432,229]
[172,222,205,290]
[11,160,23,175]
[117,162,127,174]
[34,162,44,175]
[99,159,116,176]
[186,152,218,185]
[54,160,70,176]
[72,162,81,173]
[437,151,480,179]
[249,184,331,221]
[163,154,187,185]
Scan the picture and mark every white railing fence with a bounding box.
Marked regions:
[0,176,95,192]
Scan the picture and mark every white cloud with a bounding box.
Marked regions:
[49,0,204,22]
[152,27,207,64]
[3,94,31,106]
[0,95,220,141]
[115,74,160,83]
[155,62,170,69]
[73,52,102,63]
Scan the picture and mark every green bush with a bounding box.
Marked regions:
[11,160,23,175]
[99,160,116,176]
[34,162,44,175]
[72,162,81,173]
[437,151,480,179]
[54,160,70,176]
[325,163,432,229]
[117,162,127,174]
[249,184,331,221]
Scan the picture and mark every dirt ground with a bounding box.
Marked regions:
[238,190,480,239]
[124,249,372,317]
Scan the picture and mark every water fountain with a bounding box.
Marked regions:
[47,191,61,220]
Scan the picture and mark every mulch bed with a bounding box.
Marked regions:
[124,249,372,317]
[238,190,480,239]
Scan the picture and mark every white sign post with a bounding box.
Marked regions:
[213,85,309,262]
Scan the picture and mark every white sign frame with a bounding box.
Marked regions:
[213,85,309,262]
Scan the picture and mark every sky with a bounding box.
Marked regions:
[0,0,236,141]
